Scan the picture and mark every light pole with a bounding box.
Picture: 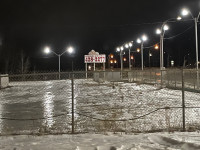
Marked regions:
[116,46,124,72]
[149,51,152,67]
[130,49,140,68]
[125,42,133,70]
[156,23,170,70]
[137,35,148,70]
[44,46,74,79]
[180,8,200,88]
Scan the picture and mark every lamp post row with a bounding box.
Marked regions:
[116,8,200,88]
[116,42,133,71]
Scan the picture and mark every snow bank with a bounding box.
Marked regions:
[0,132,200,150]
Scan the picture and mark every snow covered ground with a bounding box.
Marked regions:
[0,132,200,150]
[1,79,200,149]
[0,79,200,134]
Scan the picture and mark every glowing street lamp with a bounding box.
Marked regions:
[137,35,148,70]
[156,22,170,70]
[110,54,114,59]
[131,55,134,60]
[116,46,124,72]
[149,51,152,67]
[137,38,142,44]
[163,25,169,31]
[124,41,133,70]
[180,7,200,88]
[181,8,190,16]
[44,46,74,79]
[154,44,159,50]
[44,47,51,54]
[67,46,74,54]
[156,16,182,70]
[156,29,161,35]
[142,35,148,41]
[125,44,129,48]
[177,16,182,20]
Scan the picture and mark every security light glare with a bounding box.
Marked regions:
[142,35,147,41]
[154,44,159,50]
[125,44,129,48]
[67,47,74,54]
[137,48,140,52]
[164,25,169,31]
[116,47,120,52]
[121,46,124,51]
[129,42,133,47]
[156,29,161,34]
[44,47,50,54]
[182,8,189,16]
[137,38,141,44]
[177,16,182,20]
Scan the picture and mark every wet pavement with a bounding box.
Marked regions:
[0,80,72,135]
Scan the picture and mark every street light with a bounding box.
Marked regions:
[180,8,200,88]
[149,51,152,67]
[44,47,50,54]
[116,46,124,72]
[44,46,74,79]
[177,16,182,20]
[181,8,190,16]
[67,46,74,54]
[124,41,133,70]
[137,48,140,53]
[156,21,171,70]
[137,35,148,70]
[154,44,159,50]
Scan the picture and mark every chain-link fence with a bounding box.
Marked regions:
[0,69,200,135]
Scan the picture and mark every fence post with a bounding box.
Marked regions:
[174,70,177,88]
[167,70,169,87]
[149,70,151,83]
[161,70,163,87]
[136,71,138,82]
[193,70,196,90]
[142,71,144,82]
[71,72,75,134]
[182,69,186,132]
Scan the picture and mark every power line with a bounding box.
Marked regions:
[142,25,194,49]
[164,25,194,40]
[106,19,194,28]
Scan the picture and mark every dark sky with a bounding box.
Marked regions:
[0,0,200,72]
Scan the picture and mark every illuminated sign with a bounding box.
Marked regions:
[84,55,106,63]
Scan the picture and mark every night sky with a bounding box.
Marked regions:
[0,0,200,73]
